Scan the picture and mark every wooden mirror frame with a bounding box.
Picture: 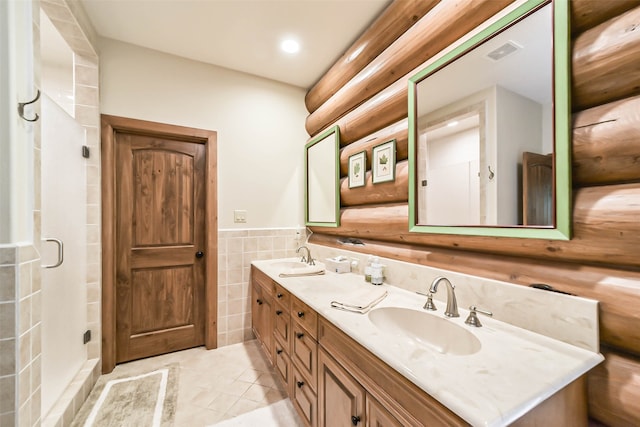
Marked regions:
[408,0,571,239]
[305,125,341,227]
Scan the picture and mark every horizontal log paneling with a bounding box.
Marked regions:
[588,348,640,426]
[306,0,640,425]
[337,77,407,145]
[305,0,513,136]
[335,94,640,187]
[313,182,640,268]
[340,161,408,207]
[308,233,640,355]
[339,119,408,177]
[313,3,640,156]
[573,94,640,186]
[571,0,640,36]
[305,0,439,113]
[572,5,640,112]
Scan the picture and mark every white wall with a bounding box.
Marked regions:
[98,38,308,229]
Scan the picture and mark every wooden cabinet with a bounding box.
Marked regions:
[251,267,274,363]
[273,283,292,389]
[251,266,587,427]
[318,348,365,427]
[290,295,319,426]
[251,267,318,426]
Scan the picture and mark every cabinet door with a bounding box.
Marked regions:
[318,348,365,427]
[251,281,273,362]
[367,395,403,427]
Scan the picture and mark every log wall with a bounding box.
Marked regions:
[304,0,640,425]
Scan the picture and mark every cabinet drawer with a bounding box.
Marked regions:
[292,322,318,392]
[292,296,318,339]
[274,283,291,309]
[292,364,317,427]
[274,344,291,392]
[274,307,291,351]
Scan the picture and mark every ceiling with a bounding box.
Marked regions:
[79,0,392,89]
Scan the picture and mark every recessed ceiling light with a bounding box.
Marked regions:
[281,39,300,54]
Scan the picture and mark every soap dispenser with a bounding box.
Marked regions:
[364,255,373,282]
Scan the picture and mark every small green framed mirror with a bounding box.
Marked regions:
[408,0,571,239]
[305,125,340,227]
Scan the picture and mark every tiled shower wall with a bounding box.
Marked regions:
[0,245,39,427]
[217,228,307,347]
[1,1,103,427]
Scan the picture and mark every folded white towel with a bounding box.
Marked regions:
[331,287,387,314]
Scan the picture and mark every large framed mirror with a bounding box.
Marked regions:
[408,0,570,239]
[305,125,340,227]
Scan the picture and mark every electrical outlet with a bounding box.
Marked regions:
[234,210,247,223]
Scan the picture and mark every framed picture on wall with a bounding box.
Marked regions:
[348,151,366,188]
[372,139,396,184]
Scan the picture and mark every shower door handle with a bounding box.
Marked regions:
[42,238,64,269]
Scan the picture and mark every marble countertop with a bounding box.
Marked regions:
[253,258,604,427]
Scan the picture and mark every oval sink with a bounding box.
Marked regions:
[270,260,325,276]
[270,261,309,270]
[368,307,481,356]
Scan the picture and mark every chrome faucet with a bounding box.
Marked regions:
[296,245,315,265]
[429,276,459,317]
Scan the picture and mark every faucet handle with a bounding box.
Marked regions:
[465,306,493,327]
[416,291,437,311]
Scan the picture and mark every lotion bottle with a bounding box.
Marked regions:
[371,257,384,285]
[364,255,373,282]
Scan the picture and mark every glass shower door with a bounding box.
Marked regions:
[41,94,87,417]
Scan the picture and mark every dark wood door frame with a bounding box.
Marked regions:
[101,114,218,373]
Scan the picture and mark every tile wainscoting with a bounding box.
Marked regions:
[217,228,307,347]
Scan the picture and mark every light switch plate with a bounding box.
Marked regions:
[234,210,247,223]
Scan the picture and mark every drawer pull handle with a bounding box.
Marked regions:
[296,332,304,339]
[277,293,283,298]
[276,310,283,315]
[276,349,283,355]
[256,299,263,305]
[297,381,304,388]
[297,311,305,318]
[351,415,361,425]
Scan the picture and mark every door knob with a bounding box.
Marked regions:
[195,251,204,258]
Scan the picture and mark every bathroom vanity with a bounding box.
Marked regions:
[251,259,603,427]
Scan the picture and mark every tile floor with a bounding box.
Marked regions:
[76,340,289,426]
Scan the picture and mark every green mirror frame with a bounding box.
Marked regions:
[408,0,571,239]
[305,125,341,227]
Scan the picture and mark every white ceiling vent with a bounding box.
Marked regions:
[486,41,522,61]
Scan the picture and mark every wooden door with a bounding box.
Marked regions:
[318,348,365,427]
[115,132,206,363]
[522,151,553,226]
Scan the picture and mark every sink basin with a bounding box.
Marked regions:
[270,260,325,276]
[368,307,481,356]
[271,261,309,270]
